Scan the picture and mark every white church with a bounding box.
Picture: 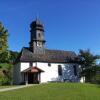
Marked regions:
[13,18,80,84]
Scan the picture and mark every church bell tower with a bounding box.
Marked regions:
[29,18,46,54]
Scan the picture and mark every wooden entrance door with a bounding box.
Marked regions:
[28,73,39,84]
[33,73,39,84]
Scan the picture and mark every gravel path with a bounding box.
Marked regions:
[0,84,33,92]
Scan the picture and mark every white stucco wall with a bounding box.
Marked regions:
[14,62,80,84]
[21,62,30,71]
[35,62,79,83]
[13,62,30,84]
[36,62,59,83]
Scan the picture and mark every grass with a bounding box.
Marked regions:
[0,85,18,89]
[0,86,12,89]
[0,83,100,100]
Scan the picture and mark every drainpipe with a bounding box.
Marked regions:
[36,62,37,67]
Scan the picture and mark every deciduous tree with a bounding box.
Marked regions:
[79,49,100,82]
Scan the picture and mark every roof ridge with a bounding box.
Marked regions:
[45,49,74,53]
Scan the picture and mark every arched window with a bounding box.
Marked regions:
[58,65,62,76]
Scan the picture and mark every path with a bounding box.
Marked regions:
[0,84,33,92]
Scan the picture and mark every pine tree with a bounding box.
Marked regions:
[0,22,9,63]
[0,22,11,85]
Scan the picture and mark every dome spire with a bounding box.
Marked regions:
[36,13,39,21]
[30,17,44,32]
[35,15,42,25]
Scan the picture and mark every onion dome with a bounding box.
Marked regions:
[30,18,44,31]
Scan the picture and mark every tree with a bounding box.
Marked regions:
[0,22,8,52]
[0,22,11,85]
[79,49,100,83]
[0,22,9,62]
[0,63,12,85]
[0,22,19,85]
[9,50,19,63]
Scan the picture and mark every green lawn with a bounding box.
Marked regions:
[0,83,100,100]
[0,85,18,89]
[0,86,13,89]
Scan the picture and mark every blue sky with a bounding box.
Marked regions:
[0,0,100,54]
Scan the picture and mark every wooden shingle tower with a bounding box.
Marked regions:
[29,18,46,54]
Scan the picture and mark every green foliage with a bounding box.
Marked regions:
[0,22,9,63]
[0,22,13,85]
[79,49,100,82]
[0,76,10,85]
[0,51,10,63]
[0,63,12,85]
[9,50,19,63]
[0,83,100,100]
[0,22,8,53]
[92,66,100,84]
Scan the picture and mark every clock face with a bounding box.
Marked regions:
[37,42,42,47]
